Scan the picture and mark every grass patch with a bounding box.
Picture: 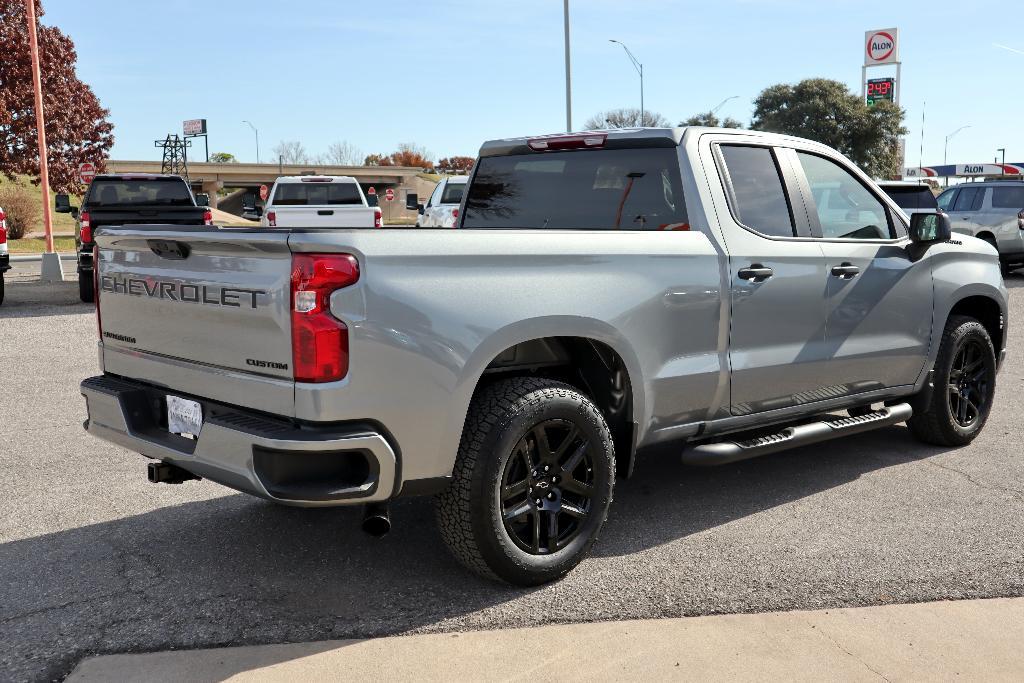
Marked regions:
[7,236,78,254]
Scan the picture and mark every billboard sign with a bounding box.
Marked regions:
[864,28,899,66]
[183,118,207,136]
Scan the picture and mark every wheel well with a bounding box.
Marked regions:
[976,231,996,244]
[949,296,1004,352]
[481,337,637,477]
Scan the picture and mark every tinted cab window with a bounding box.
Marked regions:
[462,147,687,230]
[936,189,956,211]
[86,178,193,207]
[952,186,985,212]
[272,182,363,206]
[718,145,794,237]
[881,185,938,210]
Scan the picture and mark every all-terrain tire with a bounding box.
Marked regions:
[908,315,997,447]
[435,377,615,585]
[78,272,94,303]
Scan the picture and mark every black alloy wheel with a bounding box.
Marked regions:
[947,338,992,429]
[499,419,594,555]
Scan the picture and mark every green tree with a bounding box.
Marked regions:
[679,112,743,128]
[751,78,906,178]
[209,152,237,163]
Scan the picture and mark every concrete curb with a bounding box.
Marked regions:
[9,252,77,263]
[67,598,1024,682]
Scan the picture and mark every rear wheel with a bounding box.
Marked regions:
[78,271,93,303]
[435,377,615,585]
[908,316,996,446]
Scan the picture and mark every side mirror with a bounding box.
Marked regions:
[195,193,210,207]
[909,211,952,244]
[405,193,419,211]
[55,194,72,213]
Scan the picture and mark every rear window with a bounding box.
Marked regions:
[440,182,465,205]
[882,185,938,210]
[461,148,688,230]
[952,187,985,212]
[719,145,794,237]
[272,182,363,206]
[87,178,193,207]
[991,186,1024,208]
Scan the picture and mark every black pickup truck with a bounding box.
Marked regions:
[56,174,212,302]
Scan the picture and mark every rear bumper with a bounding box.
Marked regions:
[81,375,398,507]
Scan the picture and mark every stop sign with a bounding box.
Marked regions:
[78,162,96,184]
[367,186,376,196]
[385,188,395,202]
[259,184,269,201]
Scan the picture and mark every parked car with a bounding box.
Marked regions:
[877,180,939,218]
[55,174,212,302]
[80,127,1007,586]
[407,175,468,227]
[0,205,8,305]
[260,175,381,229]
[935,180,1024,274]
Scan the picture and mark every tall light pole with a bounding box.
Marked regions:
[943,125,971,187]
[563,0,572,132]
[609,39,643,126]
[997,147,1006,177]
[243,120,260,163]
[711,95,739,115]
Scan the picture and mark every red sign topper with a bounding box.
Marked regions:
[78,162,96,184]
[367,186,376,196]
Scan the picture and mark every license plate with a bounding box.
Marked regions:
[166,395,203,437]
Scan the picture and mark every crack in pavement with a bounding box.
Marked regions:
[803,617,892,681]
[925,460,1024,502]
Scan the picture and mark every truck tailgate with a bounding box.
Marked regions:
[271,206,375,228]
[95,227,295,415]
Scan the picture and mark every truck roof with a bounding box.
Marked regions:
[477,127,821,158]
[273,175,359,184]
[91,174,185,181]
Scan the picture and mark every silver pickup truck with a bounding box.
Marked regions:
[81,127,1008,586]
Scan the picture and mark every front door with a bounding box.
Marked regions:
[793,150,933,393]
[714,143,834,416]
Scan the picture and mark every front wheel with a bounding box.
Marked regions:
[908,315,997,447]
[436,377,615,585]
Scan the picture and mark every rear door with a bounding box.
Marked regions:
[270,181,372,227]
[95,227,296,413]
[713,142,833,415]
[978,185,1024,257]
[791,149,932,393]
[948,185,986,237]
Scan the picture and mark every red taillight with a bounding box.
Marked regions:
[203,210,213,225]
[451,208,459,226]
[373,207,382,228]
[290,253,360,383]
[267,210,277,227]
[93,245,102,338]
[80,211,92,244]
[527,133,606,151]
[0,223,6,245]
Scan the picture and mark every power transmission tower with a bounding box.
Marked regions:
[154,134,191,181]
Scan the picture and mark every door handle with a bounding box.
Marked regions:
[737,264,774,281]
[831,263,860,279]
[317,210,334,216]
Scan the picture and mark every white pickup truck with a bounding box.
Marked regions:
[261,175,381,228]
[407,175,467,227]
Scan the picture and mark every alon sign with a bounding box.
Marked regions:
[864,28,899,66]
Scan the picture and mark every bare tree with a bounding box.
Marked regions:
[583,108,670,129]
[272,140,309,164]
[324,141,363,166]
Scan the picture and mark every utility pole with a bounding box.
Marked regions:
[24,0,62,281]
[563,0,572,132]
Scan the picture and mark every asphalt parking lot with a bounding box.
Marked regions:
[2,265,1023,682]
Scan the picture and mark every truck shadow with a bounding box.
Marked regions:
[2,424,949,681]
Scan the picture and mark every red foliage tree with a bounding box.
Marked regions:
[0,0,114,193]
[388,143,432,169]
[436,156,474,174]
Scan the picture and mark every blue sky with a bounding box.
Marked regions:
[43,0,1024,166]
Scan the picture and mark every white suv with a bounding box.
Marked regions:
[408,176,467,227]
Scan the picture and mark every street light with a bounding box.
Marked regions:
[943,125,971,187]
[711,95,739,115]
[609,39,644,126]
[997,147,1006,177]
[242,120,260,164]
